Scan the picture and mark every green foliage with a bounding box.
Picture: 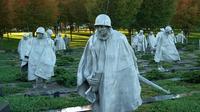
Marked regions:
[0,0,13,35]
[189,32,200,39]
[1,35,200,112]
[141,54,153,60]
[108,0,143,28]
[181,70,200,83]
[145,69,167,80]
[156,80,200,95]
[136,93,200,112]
[55,67,76,87]
[148,59,156,65]
[2,87,26,95]
[140,77,200,112]
[135,0,177,29]
[72,32,91,37]
[0,95,89,112]
[56,55,75,66]
[0,67,20,83]
[171,0,200,30]
[85,0,143,28]
[185,45,196,51]
[145,70,182,80]
[196,59,200,66]
[0,39,19,50]
[58,0,88,32]
[175,43,185,50]
[162,62,173,68]
[12,0,58,32]
[16,72,28,82]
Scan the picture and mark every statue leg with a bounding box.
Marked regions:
[42,79,48,89]
[33,76,39,88]
[92,93,100,112]
[157,62,164,72]
[158,62,168,72]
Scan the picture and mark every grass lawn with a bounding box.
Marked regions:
[0,31,200,111]
[0,94,89,112]
[136,93,200,112]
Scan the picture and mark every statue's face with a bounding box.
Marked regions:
[96,25,111,40]
[181,31,184,34]
[37,33,43,39]
[23,36,28,40]
[165,30,172,35]
[47,33,52,38]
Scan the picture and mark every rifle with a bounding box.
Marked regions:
[139,75,170,94]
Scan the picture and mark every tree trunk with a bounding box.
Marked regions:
[60,22,63,33]
[6,32,9,40]
[128,28,132,43]
[32,30,35,37]
[70,25,73,41]
[77,26,80,33]
[54,25,58,34]
[0,30,3,39]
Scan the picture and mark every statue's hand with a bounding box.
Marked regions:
[87,78,99,86]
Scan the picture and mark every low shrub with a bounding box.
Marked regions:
[141,54,153,60]
[56,56,75,66]
[145,69,166,80]
[176,43,185,50]
[181,70,200,83]
[55,67,76,87]
[184,45,197,52]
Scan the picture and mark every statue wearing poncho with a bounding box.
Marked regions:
[176,31,186,44]
[77,14,142,112]
[28,27,56,88]
[147,32,156,54]
[54,33,66,51]
[154,26,180,71]
[18,33,33,67]
[137,30,147,53]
